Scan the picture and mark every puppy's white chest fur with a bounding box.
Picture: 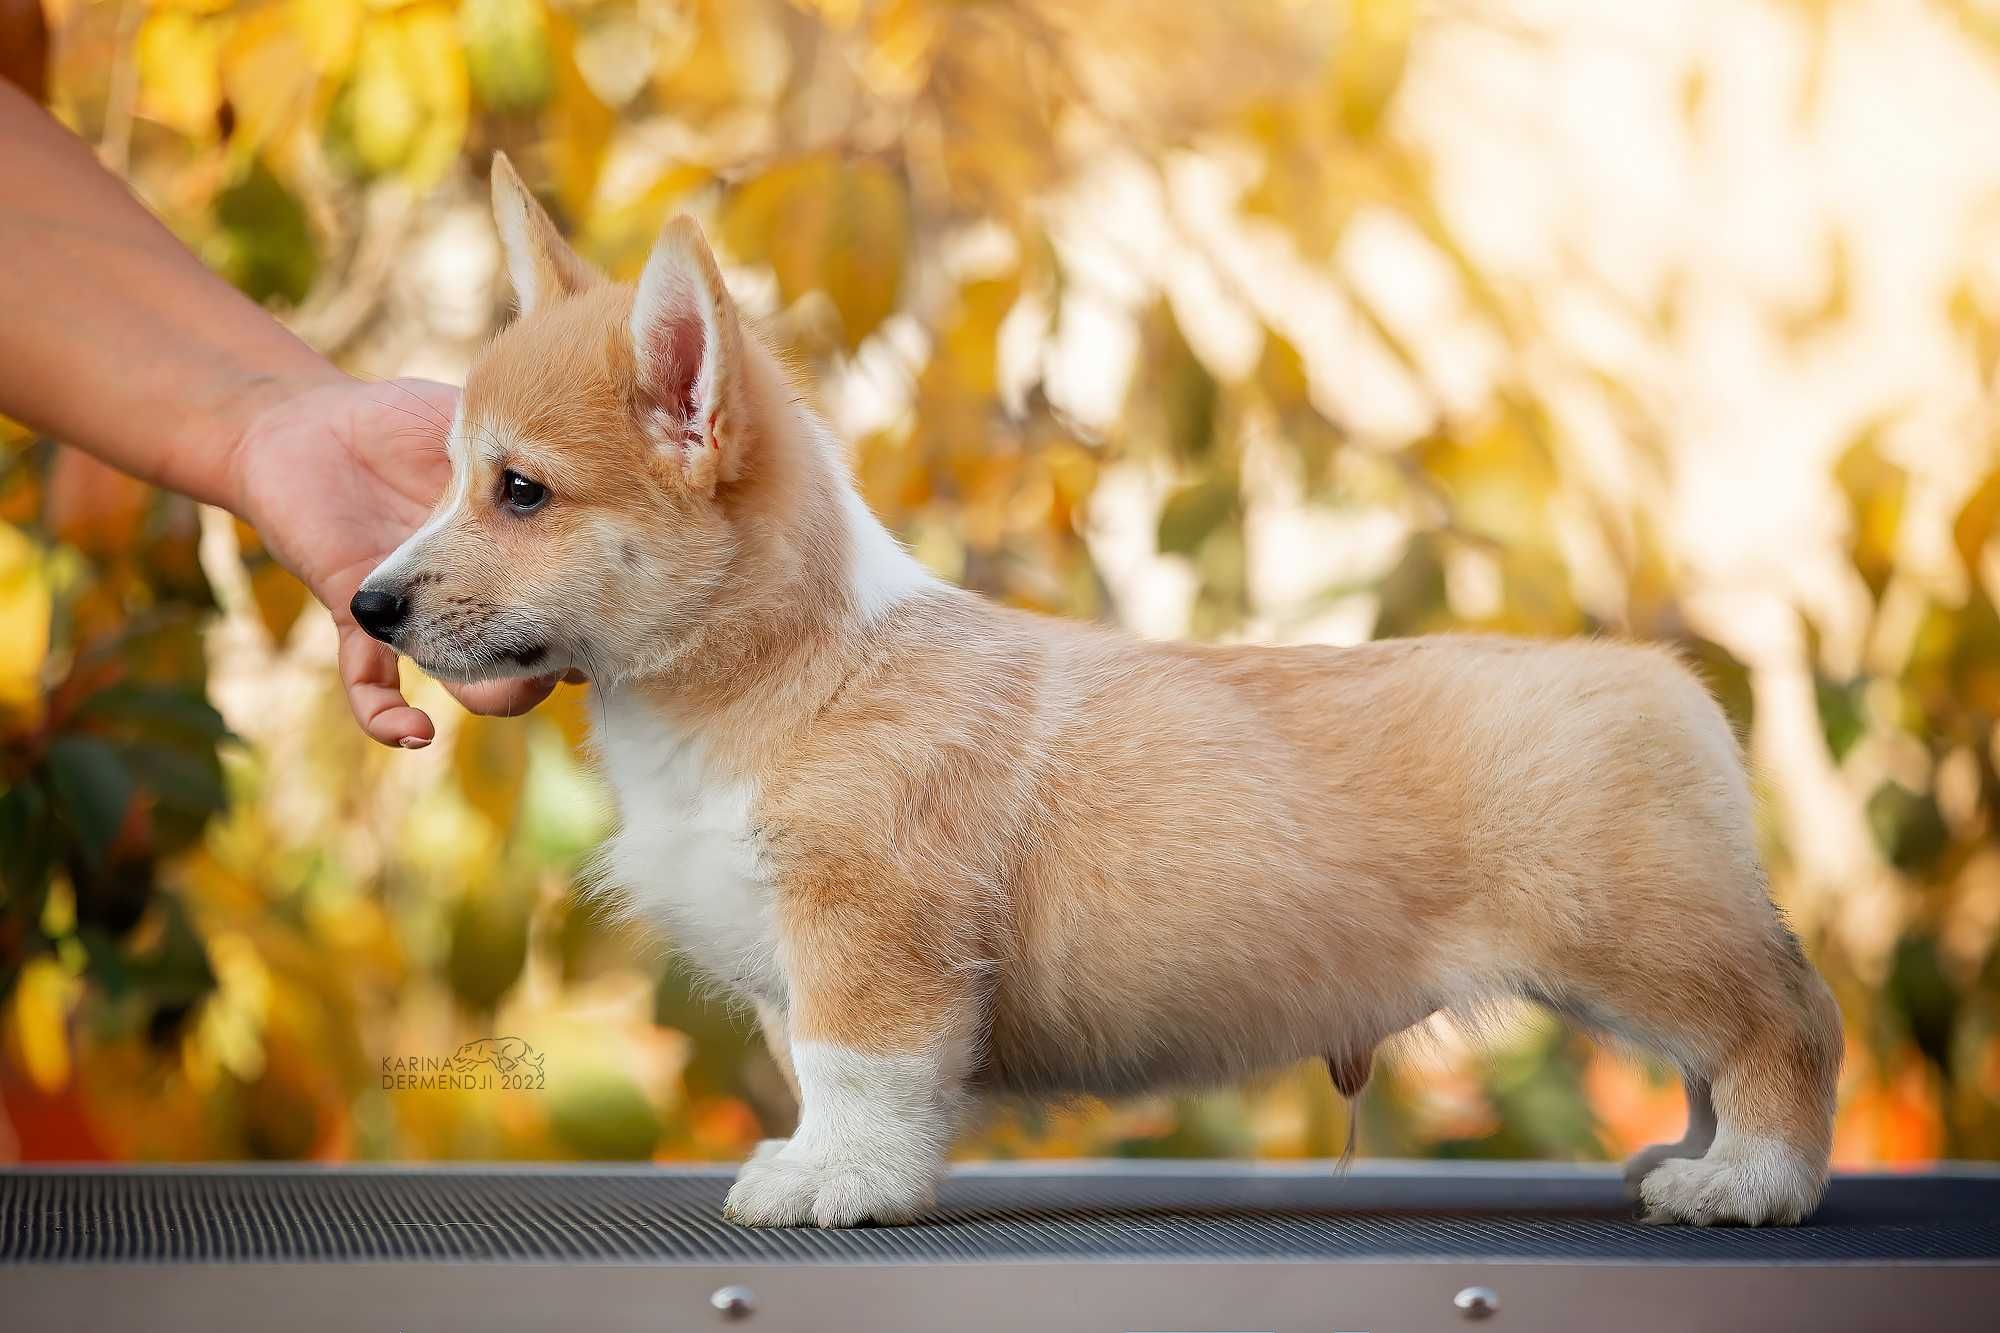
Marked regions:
[592,687,784,1005]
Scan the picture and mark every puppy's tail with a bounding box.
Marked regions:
[1327,1049,1371,1173]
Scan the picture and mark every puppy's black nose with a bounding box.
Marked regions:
[349,588,409,642]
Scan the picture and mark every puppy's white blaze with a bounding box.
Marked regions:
[591,688,784,1005]
[363,404,473,590]
[837,482,937,622]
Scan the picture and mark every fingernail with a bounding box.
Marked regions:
[399,736,431,750]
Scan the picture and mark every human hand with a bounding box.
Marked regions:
[230,375,566,747]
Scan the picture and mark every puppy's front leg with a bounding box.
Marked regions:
[723,930,974,1227]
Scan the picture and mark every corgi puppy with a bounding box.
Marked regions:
[352,154,1843,1228]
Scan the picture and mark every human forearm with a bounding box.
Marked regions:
[0,81,341,513]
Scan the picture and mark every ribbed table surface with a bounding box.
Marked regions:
[3,1163,1994,1265]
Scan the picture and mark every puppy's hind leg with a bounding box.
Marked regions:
[745,1000,799,1168]
[1543,915,1842,1226]
[1635,961,1842,1226]
[1622,1075,1715,1194]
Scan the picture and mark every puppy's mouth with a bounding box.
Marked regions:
[398,619,565,684]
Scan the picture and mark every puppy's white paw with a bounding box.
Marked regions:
[1637,1140,1822,1226]
[747,1137,789,1166]
[1623,1139,1701,1194]
[722,1150,934,1228]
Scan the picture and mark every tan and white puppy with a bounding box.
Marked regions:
[353,154,1843,1228]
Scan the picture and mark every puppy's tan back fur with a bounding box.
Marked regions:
[361,159,1843,1228]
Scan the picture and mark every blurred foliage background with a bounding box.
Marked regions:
[6,0,2000,1166]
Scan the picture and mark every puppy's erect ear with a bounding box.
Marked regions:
[490,152,597,315]
[630,215,747,496]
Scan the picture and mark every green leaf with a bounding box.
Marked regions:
[1682,635,1755,737]
[209,159,317,307]
[548,1066,662,1160]
[721,155,911,351]
[0,782,57,905]
[653,962,763,1103]
[116,741,227,819]
[75,682,231,748]
[1165,340,1219,462]
[463,0,553,113]
[46,737,136,867]
[446,887,531,1013]
[1814,674,1866,763]
[1372,534,1451,639]
[1157,478,1238,557]
[1885,933,1957,1077]
[1865,780,1949,875]
[113,894,216,1008]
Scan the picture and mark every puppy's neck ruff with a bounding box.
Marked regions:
[627,388,943,722]
[837,472,938,625]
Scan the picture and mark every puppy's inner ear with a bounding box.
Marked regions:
[490,151,597,315]
[630,217,744,495]
[637,267,707,431]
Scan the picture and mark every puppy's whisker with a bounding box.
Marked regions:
[356,374,454,432]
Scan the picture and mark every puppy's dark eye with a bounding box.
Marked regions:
[502,470,548,514]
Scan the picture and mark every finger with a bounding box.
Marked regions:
[447,674,559,718]
[338,625,435,748]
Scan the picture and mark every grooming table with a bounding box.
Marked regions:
[3,1162,1995,1331]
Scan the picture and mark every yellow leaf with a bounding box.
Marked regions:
[293,0,362,76]
[342,17,423,173]
[1257,329,1311,408]
[457,712,530,827]
[249,562,311,645]
[1332,0,1415,138]
[649,0,745,113]
[860,0,939,97]
[340,5,466,182]
[584,163,714,279]
[136,9,231,140]
[938,276,1020,397]
[722,155,910,351]
[0,523,49,713]
[10,957,77,1094]
[1954,470,2000,587]
[545,8,615,221]
[220,7,316,160]
[1834,431,1905,599]
[794,0,865,31]
[40,881,76,939]
[540,680,596,755]
[396,4,469,184]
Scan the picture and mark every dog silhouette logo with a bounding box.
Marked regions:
[450,1036,543,1076]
